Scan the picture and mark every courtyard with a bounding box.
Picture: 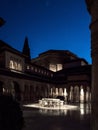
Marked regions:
[22,103,91,130]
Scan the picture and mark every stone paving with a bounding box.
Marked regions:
[22,105,91,130]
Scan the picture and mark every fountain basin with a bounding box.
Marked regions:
[39,98,64,107]
[23,98,78,110]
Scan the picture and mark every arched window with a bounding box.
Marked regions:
[9,60,14,69]
[9,57,22,71]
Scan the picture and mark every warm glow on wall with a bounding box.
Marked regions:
[9,59,22,71]
[80,87,84,103]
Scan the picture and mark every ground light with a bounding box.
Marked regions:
[23,98,79,112]
[23,103,78,110]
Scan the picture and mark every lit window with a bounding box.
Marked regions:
[49,64,56,72]
[14,61,17,69]
[18,63,22,71]
[9,60,14,69]
[9,57,23,71]
[57,64,62,71]
[49,64,62,72]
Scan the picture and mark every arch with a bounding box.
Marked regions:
[50,87,53,97]
[86,86,91,103]
[55,88,59,96]
[58,88,63,96]
[29,85,33,100]
[80,85,84,103]
[52,87,56,97]
[13,81,21,101]
[9,81,21,101]
[63,88,68,102]
[74,85,80,103]
[69,86,74,102]
[24,84,29,101]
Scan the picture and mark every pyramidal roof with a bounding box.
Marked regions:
[39,49,78,58]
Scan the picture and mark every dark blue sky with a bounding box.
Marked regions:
[0,0,91,63]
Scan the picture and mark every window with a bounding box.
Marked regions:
[9,60,14,69]
[57,64,62,71]
[17,62,22,71]
[49,64,63,72]
[9,57,22,71]
[49,64,56,72]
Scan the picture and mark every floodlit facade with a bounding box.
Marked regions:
[0,39,91,103]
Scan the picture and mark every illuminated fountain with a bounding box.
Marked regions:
[24,98,78,110]
[39,98,64,108]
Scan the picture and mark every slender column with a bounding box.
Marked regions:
[32,85,36,102]
[70,86,73,103]
[30,85,32,101]
[86,0,98,129]
[19,82,24,102]
[84,88,87,103]
[79,87,80,103]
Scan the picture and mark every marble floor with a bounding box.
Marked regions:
[22,103,91,130]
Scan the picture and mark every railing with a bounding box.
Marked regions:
[25,63,53,78]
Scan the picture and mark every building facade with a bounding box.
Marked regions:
[0,40,91,104]
[86,0,98,129]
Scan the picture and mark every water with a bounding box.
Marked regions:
[23,103,91,130]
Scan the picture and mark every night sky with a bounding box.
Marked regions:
[0,0,91,63]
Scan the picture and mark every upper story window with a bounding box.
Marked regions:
[49,64,56,72]
[57,64,62,71]
[9,57,22,71]
[9,60,14,69]
[49,64,63,72]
